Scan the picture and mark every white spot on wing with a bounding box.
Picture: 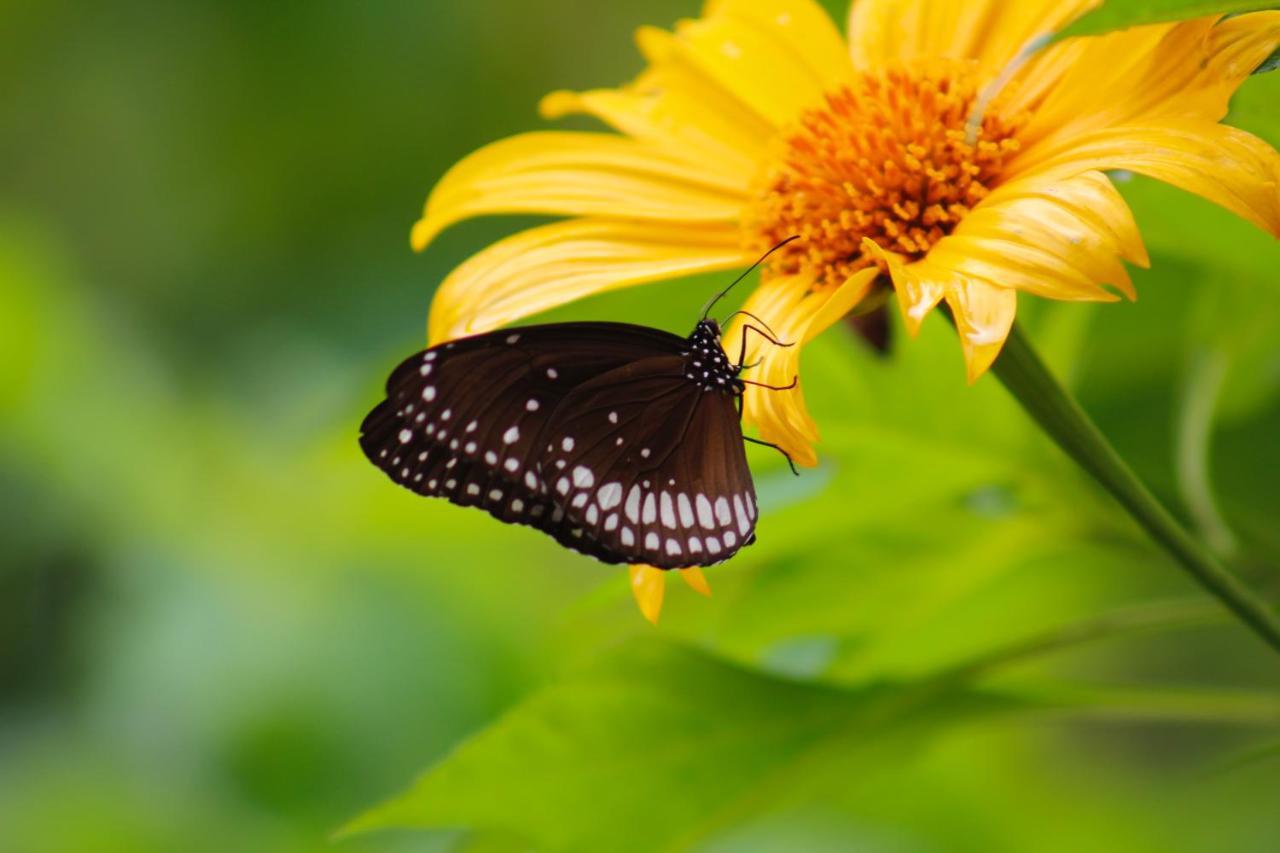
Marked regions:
[422,386,436,402]
[665,539,682,556]
[572,466,594,488]
[625,486,642,523]
[642,492,656,524]
[659,492,676,529]
[645,532,659,550]
[677,494,694,528]
[597,482,622,510]
[562,437,575,452]
[734,495,750,535]
[715,497,732,526]
[503,426,520,444]
[621,528,635,547]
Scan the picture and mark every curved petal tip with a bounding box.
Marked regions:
[629,565,666,623]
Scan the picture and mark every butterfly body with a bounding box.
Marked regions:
[359,319,758,569]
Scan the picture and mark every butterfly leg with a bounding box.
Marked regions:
[735,324,795,371]
[723,311,790,342]
[741,375,798,391]
[743,436,800,476]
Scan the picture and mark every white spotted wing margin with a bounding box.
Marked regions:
[360,322,687,563]
[359,320,758,568]
[541,349,757,569]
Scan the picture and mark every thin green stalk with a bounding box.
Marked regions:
[991,321,1280,656]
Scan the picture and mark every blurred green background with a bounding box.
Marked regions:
[2,2,1279,851]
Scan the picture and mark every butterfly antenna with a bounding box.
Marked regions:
[700,236,800,321]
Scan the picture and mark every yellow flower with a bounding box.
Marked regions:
[413,0,1280,470]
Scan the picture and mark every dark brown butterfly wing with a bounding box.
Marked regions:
[541,355,757,569]
[359,322,686,560]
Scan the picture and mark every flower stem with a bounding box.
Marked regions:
[991,321,1280,656]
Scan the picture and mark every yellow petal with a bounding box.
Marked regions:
[638,14,826,130]
[944,278,1018,383]
[1012,120,1280,238]
[867,170,1147,380]
[723,268,879,466]
[1015,14,1280,156]
[848,0,1095,79]
[411,132,748,251]
[863,238,1019,382]
[925,171,1146,303]
[629,565,666,624]
[860,239,945,338]
[703,0,852,87]
[427,219,751,345]
[678,566,713,597]
[539,2,850,177]
[540,85,762,180]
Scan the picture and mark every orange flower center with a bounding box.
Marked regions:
[748,65,1025,288]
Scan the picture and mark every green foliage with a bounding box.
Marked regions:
[343,638,1280,852]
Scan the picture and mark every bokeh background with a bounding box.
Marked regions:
[2,2,1279,851]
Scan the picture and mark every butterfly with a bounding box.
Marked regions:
[358,241,798,570]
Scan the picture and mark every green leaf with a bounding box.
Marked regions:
[341,640,859,851]
[344,635,1280,851]
[341,640,1038,852]
[1053,1,1279,41]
